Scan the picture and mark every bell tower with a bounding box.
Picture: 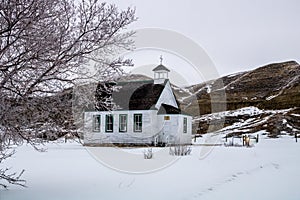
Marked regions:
[153,55,170,84]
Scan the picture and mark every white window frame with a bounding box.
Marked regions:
[134,114,142,132]
[119,114,127,133]
[105,114,113,132]
[93,115,101,132]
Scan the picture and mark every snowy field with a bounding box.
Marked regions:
[1,135,300,200]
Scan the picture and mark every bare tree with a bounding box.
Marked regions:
[0,0,136,188]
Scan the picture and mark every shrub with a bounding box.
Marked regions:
[169,145,192,156]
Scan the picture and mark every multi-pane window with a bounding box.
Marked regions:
[183,117,187,133]
[133,114,142,132]
[105,114,113,132]
[119,114,127,132]
[93,115,101,132]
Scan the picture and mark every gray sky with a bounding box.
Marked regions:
[107,0,300,78]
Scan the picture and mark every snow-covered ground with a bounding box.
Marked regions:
[1,136,300,200]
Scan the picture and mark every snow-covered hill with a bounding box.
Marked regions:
[171,61,300,137]
[194,106,300,138]
[177,60,300,116]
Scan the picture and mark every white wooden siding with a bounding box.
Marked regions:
[84,110,165,144]
[84,111,192,145]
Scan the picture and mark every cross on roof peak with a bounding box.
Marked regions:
[160,55,163,65]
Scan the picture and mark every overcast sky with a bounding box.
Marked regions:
[107,0,300,79]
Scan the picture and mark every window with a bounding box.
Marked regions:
[93,115,101,132]
[183,117,187,133]
[159,72,162,78]
[134,114,142,132]
[105,114,113,132]
[159,72,164,79]
[119,114,127,132]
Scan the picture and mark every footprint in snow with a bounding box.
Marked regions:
[272,163,280,169]
[118,178,135,189]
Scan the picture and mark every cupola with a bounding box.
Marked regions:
[152,55,170,84]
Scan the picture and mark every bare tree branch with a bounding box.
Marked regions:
[0,0,136,188]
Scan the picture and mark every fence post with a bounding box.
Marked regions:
[296,132,298,143]
[245,135,250,147]
[256,134,259,143]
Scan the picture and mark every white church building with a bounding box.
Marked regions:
[83,62,192,146]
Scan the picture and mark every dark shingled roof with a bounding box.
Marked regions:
[96,79,170,111]
[152,64,170,72]
[157,103,182,115]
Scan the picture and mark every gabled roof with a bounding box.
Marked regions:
[152,64,170,72]
[96,79,169,111]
